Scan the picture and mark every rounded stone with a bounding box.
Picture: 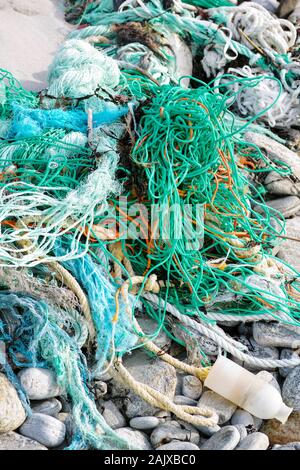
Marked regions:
[261,411,300,445]
[198,391,237,425]
[200,426,240,450]
[231,410,254,428]
[174,395,198,406]
[236,432,269,450]
[233,425,247,441]
[0,431,47,450]
[150,423,199,448]
[19,413,66,448]
[18,368,61,400]
[282,366,300,410]
[279,349,300,378]
[102,400,126,430]
[182,375,203,400]
[31,398,62,417]
[129,417,159,431]
[157,441,199,450]
[272,442,300,450]
[115,427,152,450]
[0,373,26,433]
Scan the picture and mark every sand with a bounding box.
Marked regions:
[0,0,73,91]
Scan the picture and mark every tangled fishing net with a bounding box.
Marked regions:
[1,0,300,450]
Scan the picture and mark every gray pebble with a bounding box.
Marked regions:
[252,416,263,431]
[115,427,152,450]
[279,349,300,378]
[150,423,199,448]
[254,196,300,219]
[19,413,66,448]
[31,398,62,417]
[233,425,248,440]
[0,431,47,450]
[18,368,61,400]
[282,366,300,410]
[137,316,171,350]
[0,373,26,433]
[130,416,159,431]
[272,442,300,450]
[182,375,203,400]
[253,322,300,349]
[154,410,171,421]
[234,336,279,371]
[231,410,254,428]
[277,217,300,272]
[236,432,269,450]
[198,391,236,425]
[57,413,74,442]
[93,381,107,399]
[200,426,240,450]
[174,395,198,406]
[194,423,221,436]
[157,441,199,451]
[102,400,127,429]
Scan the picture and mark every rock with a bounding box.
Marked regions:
[182,375,203,400]
[277,217,300,272]
[154,410,171,421]
[130,416,159,431]
[195,423,221,436]
[233,425,248,440]
[157,441,200,450]
[261,411,300,444]
[253,416,263,431]
[18,368,61,400]
[198,391,236,425]
[174,395,198,406]
[253,322,300,349]
[282,366,300,410]
[254,196,300,219]
[231,410,254,428]
[236,432,269,450]
[200,426,240,450]
[123,350,176,418]
[102,400,127,430]
[0,431,47,450]
[31,398,62,417]
[19,413,66,448]
[279,349,300,378]
[234,336,279,371]
[195,335,219,356]
[279,0,298,17]
[256,370,281,393]
[57,413,74,442]
[137,315,171,350]
[93,381,107,399]
[273,441,300,450]
[0,373,26,433]
[264,172,300,197]
[245,133,300,180]
[150,423,199,448]
[115,427,152,450]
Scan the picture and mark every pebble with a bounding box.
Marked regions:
[31,398,62,417]
[272,442,300,450]
[254,196,300,219]
[231,410,254,428]
[115,428,152,450]
[194,423,221,436]
[236,432,269,450]
[256,370,281,393]
[261,411,300,445]
[264,172,300,197]
[174,395,198,406]
[279,349,300,378]
[235,336,279,371]
[0,373,26,433]
[253,322,300,349]
[93,381,108,399]
[157,441,200,451]
[253,416,263,431]
[195,335,219,356]
[102,400,127,429]
[150,423,199,448]
[200,426,240,450]
[182,375,203,400]
[0,431,47,450]
[137,315,171,350]
[19,413,66,448]
[57,413,74,442]
[277,217,300,272]
[282,366,300,410]
[123,350,176,418]
[18,368,62,400]
[198,391,237,425]
[233,425,248,441]
[129,416,159,431]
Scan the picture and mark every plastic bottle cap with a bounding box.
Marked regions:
[275,403,293,424]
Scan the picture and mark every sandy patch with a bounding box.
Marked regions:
[0,0,73,91]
